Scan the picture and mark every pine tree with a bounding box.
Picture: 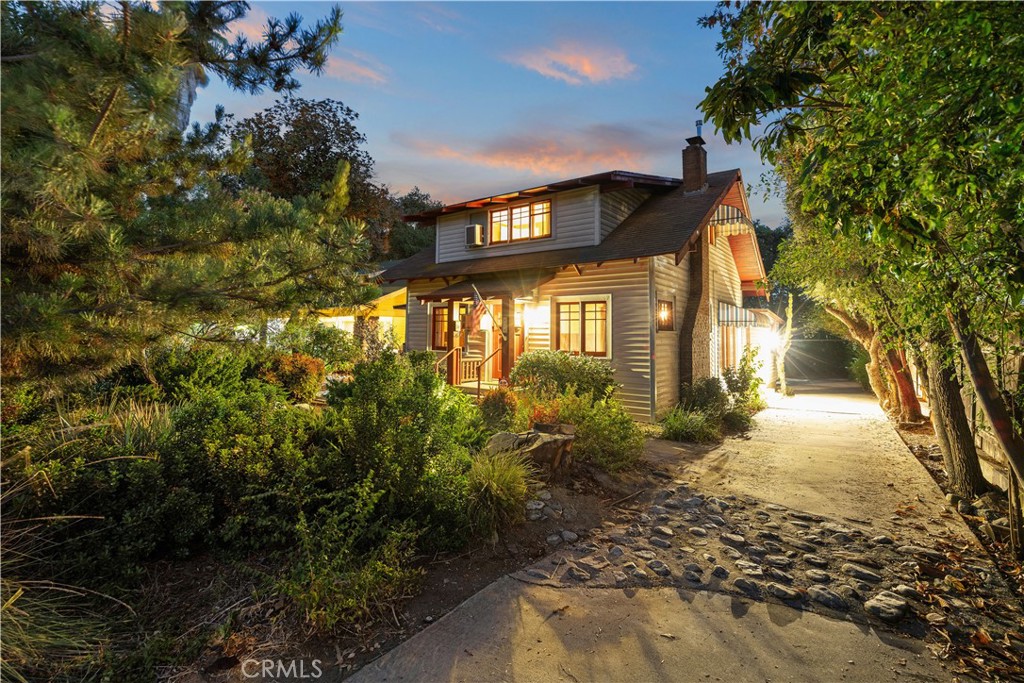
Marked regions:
[1,2,375,387]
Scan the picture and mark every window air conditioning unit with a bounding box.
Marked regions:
[465,224,485,247]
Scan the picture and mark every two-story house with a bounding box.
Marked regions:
[381,136,780,421]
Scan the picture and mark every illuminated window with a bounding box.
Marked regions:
[431,306,449,350]
[657,300,674,331]
[555,300,608,357]
[490,209,509,244]
[490,199,552,244]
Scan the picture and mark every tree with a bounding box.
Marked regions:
[388,187,444,259]
[701,1,1021,547]
[228,97,404,257]
[0,1,376,388]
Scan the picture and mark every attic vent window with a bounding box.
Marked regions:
[490,200,551,244]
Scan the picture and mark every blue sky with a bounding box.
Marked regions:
[192,1,786,226]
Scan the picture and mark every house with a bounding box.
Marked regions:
[317,262,407,346]
[381,136,780,421]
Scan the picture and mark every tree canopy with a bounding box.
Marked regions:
[0,1,376,387]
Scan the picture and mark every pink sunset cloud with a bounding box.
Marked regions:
[325,50,390,86]
[508,42,637,85]
[227,5,269,42]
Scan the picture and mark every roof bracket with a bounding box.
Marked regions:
[573,264,584,276]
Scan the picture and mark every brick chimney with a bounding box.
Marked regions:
[682,134,707,193]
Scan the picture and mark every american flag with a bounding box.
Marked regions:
[466,286,486,333]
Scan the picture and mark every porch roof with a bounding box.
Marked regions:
[415,270,555,302]
[382,169,742,282]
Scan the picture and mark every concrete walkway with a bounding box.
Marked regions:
[349,381,960,683]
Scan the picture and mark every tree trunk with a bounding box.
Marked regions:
[824,304,890,408]
[884,346,923,422]
[776,293,794,395]
[868,333,895,412]
[925,338,989,498]
[947,307,1024,559]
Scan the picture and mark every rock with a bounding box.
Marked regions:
[486,431,575,479]
[831,533,853,544]
[765,567,794,583]
[765,555,792,568]
[649,505,669,515]
[764,521,781,529]
[892,584,921,600]
[808,585,848,610]
[803,535,824,545]
[767,582,802,601]
[864,591,908,622]
[712,565,730,579]
[841,563,882,583]
[634,549,657,560]
[566,566,590,581]
[766,504,787,512]
[646,560,672,577]
[546,534,562,546]
[806,569,831,583]
[925,612,947,626]
[757,530,782,541]
[650,537,672,549]
[526,568,550,580]
[638,513,653,524]
[527,510,544,521]
[764,541,784,553]
[578,555,609,572]
[957,500,974,514]
[684,570,703,584]
[721,533,746,547]
[708,515,728,527]
[664,499,684,510]
[609,545,625,558]
[684,562,703,573]
[789,520,811,529]
[688,527,708,537]
[683,496,704,508]
[653,525,675,537]
[871,535,894,545]
[790,511,821,522]
[561,530,579,543]
[538,490,552,500]
[896,545,944,561]
[705,503,723,515]
[945,492,962,506]
[735,560,764,577]
[703,553,716,563]
[835,585,862,603]
[722,547,743,560]
[803,554,829,568]
[821,522,855,535]
[526,500,545,510]
[733,577,761,596]
[790,540,817,553]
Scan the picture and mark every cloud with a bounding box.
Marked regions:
[325,50,390,86]
[416,3,464,34]
[507,42,637,85]
[394,123,668,177]
[227,5,269,42]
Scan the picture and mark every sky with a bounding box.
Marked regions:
[192,1,786,227]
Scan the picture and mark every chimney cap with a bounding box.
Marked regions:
[686,135,706,146]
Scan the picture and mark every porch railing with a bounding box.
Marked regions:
[474,344,502,398]
[434,347,460,380]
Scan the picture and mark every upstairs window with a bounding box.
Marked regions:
[490,200,551,244]
[555,300,608,357]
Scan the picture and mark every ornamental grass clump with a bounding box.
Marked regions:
[660,406,722,443]
[466,451,534,542]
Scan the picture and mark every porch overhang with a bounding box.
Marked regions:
[719,302,777,328]
[416,270,555,302]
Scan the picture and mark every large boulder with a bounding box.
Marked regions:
[485,429,575,479]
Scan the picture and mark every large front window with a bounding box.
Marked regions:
[490,200,551,244]
[555,300,608,357]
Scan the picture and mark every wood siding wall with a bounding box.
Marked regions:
[708,232,743,375]
[435,187,598,263]
[535,259,653,420]
[652,254,691,416]
[599,189,649,240]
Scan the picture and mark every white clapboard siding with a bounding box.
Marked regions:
[435,187,598,263]
[599,188,649,240]
[535,259,653,421]
[652,253,691,417]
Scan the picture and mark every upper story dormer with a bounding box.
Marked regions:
[404,171,680,264]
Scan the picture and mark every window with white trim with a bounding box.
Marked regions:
[554,299,609,357]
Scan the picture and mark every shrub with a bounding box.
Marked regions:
[661,407,721,443]
[271,316,361,374]
[721,406,755,433]
[510,350,616,398]
[466,451,534,541]
[530,398,561,427]
[260,352,326,402]
[149,344,263,401]
[556,390,645,471]
[723,347,767,412]
[479,387,518,432]
[679,377,730,416]
[848,346,871,391]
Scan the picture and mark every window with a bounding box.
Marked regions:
[489,200,551,244]
[657,300,674,331]
[555,300,608,357]
[431,306,449,350]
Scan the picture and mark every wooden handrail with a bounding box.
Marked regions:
[476,343,503,398]
[434,347,459,376]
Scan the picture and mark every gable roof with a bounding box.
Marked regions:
[382,169,742,281]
